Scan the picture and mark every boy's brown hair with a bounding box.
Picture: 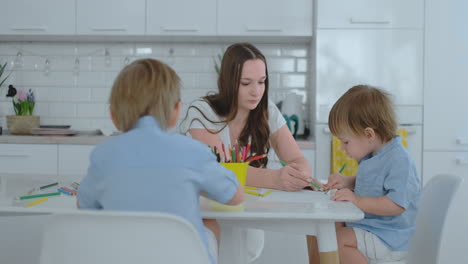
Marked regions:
[109,58,181,132]
[328,84,397,142]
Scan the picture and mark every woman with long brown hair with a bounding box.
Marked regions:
[180,42,320,262]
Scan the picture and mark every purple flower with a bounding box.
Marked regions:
[17,89,27,101]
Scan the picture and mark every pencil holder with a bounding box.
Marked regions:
[209,162,248,212]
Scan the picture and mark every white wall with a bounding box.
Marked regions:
[0,41,311,131]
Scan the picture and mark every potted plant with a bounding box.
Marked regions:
[0,62,11,135]
[5,85,39,135]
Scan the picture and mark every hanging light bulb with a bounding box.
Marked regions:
[43,58,51,76]
[124,56,130,66]
[13,51,23,70]
[73,57,80,76]
[105,48,111,67]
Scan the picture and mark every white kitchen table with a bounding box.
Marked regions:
[201,190,364,264]
[0,189,363,264]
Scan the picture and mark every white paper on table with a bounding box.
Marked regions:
[261,190,330,203]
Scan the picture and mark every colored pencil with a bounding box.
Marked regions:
[339,163,347,173]
[246,154,267,162]
[18,192,61,200]
[26,197,49,207]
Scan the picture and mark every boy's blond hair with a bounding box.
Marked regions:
[328,85,397,142]
[109,58,180,132]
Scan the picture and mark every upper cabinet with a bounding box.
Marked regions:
[423,0,468,152]
[77,0,146,35]
[217,0,312,36]
[0,0,75,35]
[147,0,217,35]
[317,0,424,29]
[315,29,423,122]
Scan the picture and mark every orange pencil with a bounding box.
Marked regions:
[246,154,267,162]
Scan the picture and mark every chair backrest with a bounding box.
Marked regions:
[407,174,463,264]
[39,210,210,264]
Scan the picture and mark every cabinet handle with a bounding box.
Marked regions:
[91,27,127,32]
[11,26,46,31]
[456,157,468,165]
[0,154,29,158]
[349,18,390,25]
[162,27,199,32]
[246,27,282,32]
[456,138,468,145]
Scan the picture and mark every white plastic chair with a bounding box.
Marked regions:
[39,210,211,264]
[406,174,463,264]
[378,174,463,264]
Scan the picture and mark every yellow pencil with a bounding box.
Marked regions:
[26,197,48,207]
[245,190,262,196]
[244,189,273,197]
[244,186,258,190]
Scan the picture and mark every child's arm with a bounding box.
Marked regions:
[225,185,244,205]
[333,189,405,216]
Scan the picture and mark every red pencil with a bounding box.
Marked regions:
[246,154,267,162]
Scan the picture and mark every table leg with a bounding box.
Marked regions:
[218,224,249,264]
[317,222,340,264]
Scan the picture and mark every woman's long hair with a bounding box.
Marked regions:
[187,42,270,168]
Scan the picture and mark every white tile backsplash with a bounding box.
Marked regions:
[0,41,310,130]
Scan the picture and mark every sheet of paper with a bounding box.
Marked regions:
[261,190,330,203]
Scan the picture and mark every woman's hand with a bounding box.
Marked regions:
[275,163,312,191]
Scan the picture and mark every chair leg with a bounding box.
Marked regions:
[307,235,320,264]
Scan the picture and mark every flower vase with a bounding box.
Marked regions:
[6,115,40,135]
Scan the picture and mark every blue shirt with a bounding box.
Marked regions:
[78,116,239,263]
[346,136,421,251]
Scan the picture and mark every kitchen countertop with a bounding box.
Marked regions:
[0,130,107,145]
[0,130,316,149]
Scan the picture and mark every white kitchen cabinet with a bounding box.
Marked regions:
[423,0,468,153]
[316,0,423,29]
[146,0,217,36]
[217,0,312,36]
[77,0,146,35]
[315,29,423,123]
[0,144,57,175]
[0,0,75,35]
[58,145,94,179]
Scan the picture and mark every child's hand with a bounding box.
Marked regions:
[332,188,358,204]
[324,172,345,190]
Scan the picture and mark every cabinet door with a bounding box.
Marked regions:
[301,149,315,174]
[58,145,94,179]
[0,0,75,35]
[317,0,423,29]
[423,151,468,186]
[423,0,468,152]
[147,0,216,35]
[314,125,332,183]
[315,29,423,123]
[77,0,145,35]
[218,0,312,36]
[0,144,57,175]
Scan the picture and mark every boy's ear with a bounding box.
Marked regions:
[364,127,376,140]
[168,100,182,129]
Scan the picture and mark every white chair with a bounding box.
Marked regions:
[39,210,211,264]
[378,174,463,264]
[406,174,463,264]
